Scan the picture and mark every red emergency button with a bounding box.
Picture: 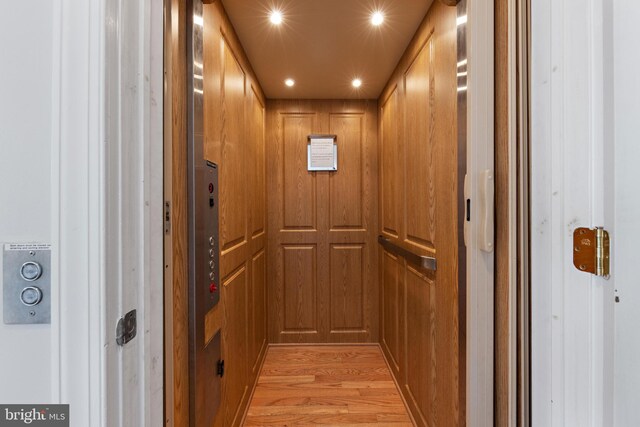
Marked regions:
[209,282,218,293]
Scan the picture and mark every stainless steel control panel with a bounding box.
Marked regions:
[199,161,220,310]
[3,244,51,324]
[188,160,221,426]
[188,3,222,423]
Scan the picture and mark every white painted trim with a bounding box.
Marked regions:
[50,0,62,404]
[147,0,165,425]
[601,0,615,424]
[508,0,520,424]
[51,0,106,425]
[466,0,495,425]
[50,0,164,425]
[530,0,609,425]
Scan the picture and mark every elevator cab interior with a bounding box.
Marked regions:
[165,0,466,425]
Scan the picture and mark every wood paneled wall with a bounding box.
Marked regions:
[202,3,268,426]
[377,2,461,426]
[165,1,268,426]
[266,100,379,344]
[494,0,511,424]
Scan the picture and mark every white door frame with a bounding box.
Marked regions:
[608,2,640,425]
[50,0,164,425]
[50,0,105,424]
[464,0,495,425]
[531,1,640,426]
[530,0,610,425]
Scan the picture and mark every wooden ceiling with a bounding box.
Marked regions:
[221,0,435,99]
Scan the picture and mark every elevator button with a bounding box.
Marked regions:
[209,236,214,246]
[209,249,214,257]
[209,282,218,293]
[209,260,215,269]
[20,261,42,281]
[209,271,215,280]
[20,286,42,306]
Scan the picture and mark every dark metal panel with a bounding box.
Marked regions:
[187,0,222,425]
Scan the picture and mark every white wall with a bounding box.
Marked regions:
[0,1,54,404]
[612,1,640,425]
[532,0,640,425]
[531,0,608,425]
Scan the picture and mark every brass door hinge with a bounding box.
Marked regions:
[573,227,610,277]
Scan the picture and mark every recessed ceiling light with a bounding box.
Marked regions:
[371,11,384,26]
[270,10,283,25]
[285,78,295,87]
[352,78,362,88]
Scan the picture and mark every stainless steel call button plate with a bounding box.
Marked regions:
[3,244,51,324]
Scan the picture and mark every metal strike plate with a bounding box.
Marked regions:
[573,227,610,277]
[3,244,51,324]
[116,309,137,346]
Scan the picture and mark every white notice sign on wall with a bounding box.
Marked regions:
[308,136,337,171]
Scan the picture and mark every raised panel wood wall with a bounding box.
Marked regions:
[249,249,266,374]
[378,2,460,426]
[267,100,379,344]
[164,2,268,426]
[282,115,316,229]
[381,87,400,238]
[382,251,403,376]
[220,45,247,252]
[330,245,364,330]
[283,245,317,332]
[329,115,363,229]
[222,266,249,422]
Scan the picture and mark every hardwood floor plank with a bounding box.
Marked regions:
[259,367,391,377]
[258,375,317,384]
[376,413,414,423]
[244,413,378,425]
[244,345,414,426]
[247,405,349,416]
[252,388,362,398]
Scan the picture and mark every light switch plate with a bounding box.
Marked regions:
[3,244,51,324]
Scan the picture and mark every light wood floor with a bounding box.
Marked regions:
[243,345,413,426]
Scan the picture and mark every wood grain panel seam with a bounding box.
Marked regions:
[221,237,248,253]
[403,30,435,78]
[252,248,266,260]
[382,229,399,238]
[221,262,247,286]
[280,330,319,335]
[220,31,246,94]
[281,227,318,232]
[377,344,418,426]
[239,343,270,426]
[380,84,398,108]
[251,230,266,239]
